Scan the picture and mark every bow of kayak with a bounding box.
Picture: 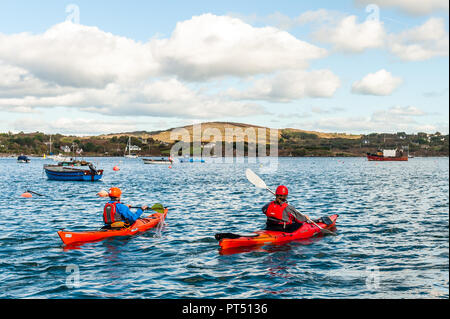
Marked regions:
[216,214,338,250]
[58,209,168,246]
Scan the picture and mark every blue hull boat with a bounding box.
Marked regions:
[179,158,205,163]
[44,165,103,181]
[17,155,30,163]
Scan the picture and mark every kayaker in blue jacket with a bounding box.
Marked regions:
[103,187,148,228]
[262,185,310,232]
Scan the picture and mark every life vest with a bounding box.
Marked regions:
[264,201,292,225]
[103,202,124,225]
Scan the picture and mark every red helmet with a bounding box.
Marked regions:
[275,185,288,195]
[108,187,122,198]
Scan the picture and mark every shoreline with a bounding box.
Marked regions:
[2,154,448,158]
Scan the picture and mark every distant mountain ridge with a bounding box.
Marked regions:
[98,121,361,144]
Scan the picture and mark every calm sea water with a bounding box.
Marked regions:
[0,156,448,299]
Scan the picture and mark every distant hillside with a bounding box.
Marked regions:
[1,122,447,157]
[98,122,361,144]
[283,128,361,140]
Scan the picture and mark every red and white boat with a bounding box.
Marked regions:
[366,149,408,161]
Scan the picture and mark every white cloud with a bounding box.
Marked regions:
[0,15,329,120]
[0,79,267,119]
[0,15,328,87]
[313,15,386,53]
[153,13,327,80]
[352,69,403,96]
[355,0,449,16]
[295,10,448,62]
[226,69,341,102]
[11,117,143,135]
[0,22,158,88]
[291,106,440,133]
[0,62,70,98]
[384,105,425,116]
[370,106,426,125]
[387,18,449,61]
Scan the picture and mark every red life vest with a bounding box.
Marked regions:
[264,201,292,225]
[103,202,124,225]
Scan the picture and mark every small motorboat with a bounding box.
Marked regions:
[44,162,103,181]
[142,158,173,165]
[17,155,31,163]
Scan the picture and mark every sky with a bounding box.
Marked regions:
[0,0,448,135]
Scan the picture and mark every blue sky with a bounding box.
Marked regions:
[0,0,448,135]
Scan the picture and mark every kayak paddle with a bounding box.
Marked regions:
[245,168,336,236]
[26,190,45,197]
[150,203,166,214]
[129,203,166,214]
[245,168,275,195]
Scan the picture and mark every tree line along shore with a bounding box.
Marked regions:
[0,129,448,158]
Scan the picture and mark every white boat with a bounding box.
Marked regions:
[48,153,71,162]
[45,136,71,161]
[124,137,139,158]
[142,158,173,164]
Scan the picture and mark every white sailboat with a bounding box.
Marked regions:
[51,153,71,162]
[124,137,138,158]
[47,136,71,162]
[46,135,64,161]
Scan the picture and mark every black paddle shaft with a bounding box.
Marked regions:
[129,206,168,210]
[26,190,44,196]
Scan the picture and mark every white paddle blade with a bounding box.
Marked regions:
[245,168,267,189]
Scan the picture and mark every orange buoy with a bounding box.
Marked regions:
[97,190,108,197]
[113,166,120,171]
[21,192,32,198]
[168,165,172,169]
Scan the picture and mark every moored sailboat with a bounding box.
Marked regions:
[124,137,138,158]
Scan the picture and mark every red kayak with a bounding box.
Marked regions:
[58,209,168,246]
[216,214,338,250]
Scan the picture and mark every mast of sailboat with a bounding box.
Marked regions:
[49,135,53,155]
[72,142,77,161]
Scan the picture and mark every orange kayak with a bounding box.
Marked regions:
[216,214,338,250]
[58,209,168,246]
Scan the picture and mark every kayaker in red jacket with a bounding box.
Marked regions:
[103,187,148,228]
[262,185,310,232]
